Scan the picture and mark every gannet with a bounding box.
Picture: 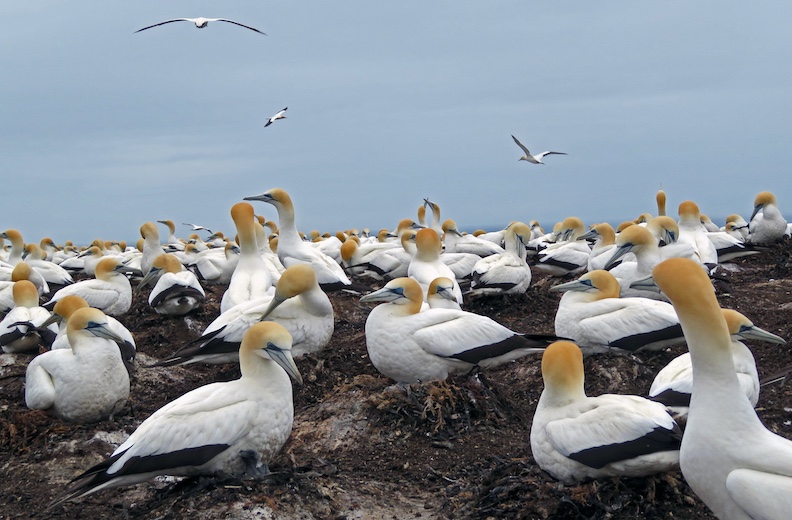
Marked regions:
[650,308,785,419]
[45,258,134,316]
[156,264,332,366]
[46,295,136,367]
[139,254,205,316]
[139,222,165,276]
[183,222,213,234]
[0,229,50,293]
[535,217,591,277]
[0,280,58,353]
[511,135,567,164]
[605,225,676,300]
[723,214,749,241]
[531,341,681,483]
[188,242,239,284]
[25,308,129,423]
[441,219,504,257]
[470,221,532,296]
[0,262,47,313]
[135,17,266,35]
[748,191,788,245]
[578,223,617,272]
[700,214,721,233]
[24,244,74,286]
[39,237,59,262]
[427,277,462,310]
[221,203,273,312]
[265,107,287,127]
[49,322,300,508]
[550,270,684,353]
[422,198,444,236]
[677,201,718,268]
[408,228,463,304]
[653,257,792,520]
[244,188,351,291]
[656,188,667,216]
[360,277,554,383]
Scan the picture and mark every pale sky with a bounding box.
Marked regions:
[3,2,791,245]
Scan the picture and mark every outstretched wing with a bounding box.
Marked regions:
[134,19,190,33]
[215,19,267,35]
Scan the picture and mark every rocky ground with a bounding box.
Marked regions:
[1,241,791,519]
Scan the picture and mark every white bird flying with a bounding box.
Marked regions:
[265,107,288,127]
[135,17,266,35]
[511,135,567,164]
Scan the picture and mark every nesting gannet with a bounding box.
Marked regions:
[221,203,272,312]
[0,263,47,313]
[677,201,718,268]
[45,258,134,316]
[531,341,681,483]
[0,280,58,353]
[441,219,505,257]
[46,295,135,367]
[426,277,462,310]
[139,254,205,316]
[550,270,684,353]
[0,229,50,293]
[49,322,300,508]
[188,242,240,284]
[135,17,266,35]
[605,225,675,300]
[650,309,785,419]
[535,217,591,277]
[653,257,792,520]
[156,264,332,366]
[340,237,399,280]
[408,228,463,304]
[265,107,287,127]
[360,278,553,383]
[723,214,749,241]
[244,188,351,291]
[25,308,129,423]
[747,191,788,245]
[470,221,532,296]
[579,223,618,272]
[511,135,567,164]
[24,244,74,285]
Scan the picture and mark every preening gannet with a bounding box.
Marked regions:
[0,280,57,353]
[25,308,129,423]
[49,322,300,508]
[653,257,792,520]
[360,278,554,383]
[531,341,681,483]
[140,254,205,316]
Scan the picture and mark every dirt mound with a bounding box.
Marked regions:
[2,241,791,519]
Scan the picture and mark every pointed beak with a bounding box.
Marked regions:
[629,274,662,293]
[360,287,400,303]
[259,294,287,321]
[578,229,598,241]
[736,325,786,344]
[42,312,63,328]
[549,279,593,293]
[243,192,273,203]
[604,244,634,270]
[750,204,764,222]
[87,323,126,343]
[264,345,303,384]
[137,267,162,292]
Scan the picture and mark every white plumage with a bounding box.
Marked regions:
[49,321,300,508]
[244,188,351,291]
[360,278,552,383]
[407,228,463,304]
[25,308,130,423]
[748,191,788,245]
[221,202,273,312]
[531,341,681,483]
[140,254,205,316]
[46,258,134,316]
[550,270,684,353]
[0,280,58,353]
[653,257,792,520]
[649,309,785,419]
[470,221,532,296]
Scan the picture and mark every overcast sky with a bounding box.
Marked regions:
[3,2,791,245]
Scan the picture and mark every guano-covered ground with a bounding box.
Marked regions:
[1,241,791,519]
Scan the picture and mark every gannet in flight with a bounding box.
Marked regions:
[135,17,266,35]
[265,107,288,127]
[511,135,567,164]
